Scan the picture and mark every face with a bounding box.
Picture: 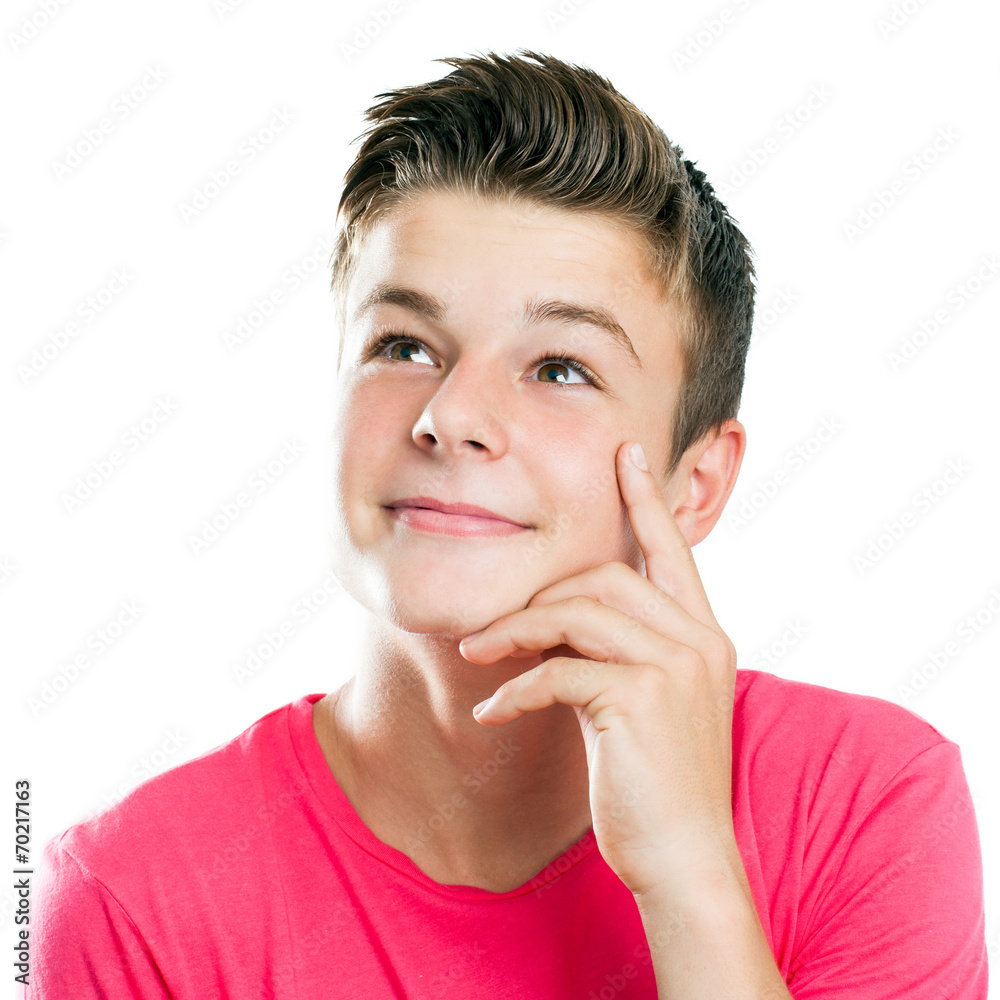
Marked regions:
[330,189,685,637]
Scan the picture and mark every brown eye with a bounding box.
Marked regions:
[536,362,575,383]
[530,356,596,386]
[377,337,434,365]
[364,331,603,389]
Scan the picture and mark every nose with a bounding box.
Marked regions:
[410,360,511,460]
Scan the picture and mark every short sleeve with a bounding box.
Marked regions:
[787,740,989,999]
[24,837,173,999]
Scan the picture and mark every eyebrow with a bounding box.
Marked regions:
[353,283,643,370]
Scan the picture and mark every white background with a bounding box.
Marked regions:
[2,0,998,989]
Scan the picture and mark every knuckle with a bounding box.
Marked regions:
[605,560,633,580]
[706,633,735,668]
[533,657,558,680]
[586,560,633,593]
[632,662,666,696]
[568,594,600,614]
[676,646,709,677]
[723,638,738,671]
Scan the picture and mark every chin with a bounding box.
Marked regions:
[380,573,533,638]
[331,553,538,641]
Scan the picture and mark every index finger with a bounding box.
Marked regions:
[617,441,721,632]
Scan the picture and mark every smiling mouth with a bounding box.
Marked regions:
[383,504,533,538]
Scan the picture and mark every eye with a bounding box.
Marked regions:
[386,340,433,365]
[361,330,604,389]
[530,357,595,386]
[362,331,434,364]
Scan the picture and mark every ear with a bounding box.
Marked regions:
[667,419,746,547]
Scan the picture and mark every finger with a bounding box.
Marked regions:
[459,595,700,670]
[473,656,638,726]
[525,560,718,655]
[617,441,720,632]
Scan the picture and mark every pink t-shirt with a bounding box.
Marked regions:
[25,670,988,998]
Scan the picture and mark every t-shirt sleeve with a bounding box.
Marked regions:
[24,837,173,1000]
[786,739,989,999]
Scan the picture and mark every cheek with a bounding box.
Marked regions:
[534,418,622,514]
[531,433,640,565]
[333,379,398,459]
[336,375,390,429]
[330,386,393,528]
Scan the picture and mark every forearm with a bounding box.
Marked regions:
[633,871,793,1000]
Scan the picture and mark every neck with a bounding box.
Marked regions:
[313,616,593,890]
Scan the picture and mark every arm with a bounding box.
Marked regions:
[26,838,173,1000]
[784,740,988,999]
[633,855,793,1000]
[633,737,988,999]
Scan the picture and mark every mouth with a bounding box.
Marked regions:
[384,496,533,537]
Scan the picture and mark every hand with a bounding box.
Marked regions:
[459,441,741,899]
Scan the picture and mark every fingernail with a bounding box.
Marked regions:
[629,443,647,471]
[473,698,491,716]
[461,629,485,644]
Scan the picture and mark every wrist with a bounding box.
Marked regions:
[631,843,754,915]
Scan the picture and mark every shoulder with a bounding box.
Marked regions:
[50,697,305,895]
[734,666,953,754]
[735,674,989,993]
[32,697,321,988]
[732,669,961,825]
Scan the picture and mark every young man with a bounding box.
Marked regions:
[28,50,987,998]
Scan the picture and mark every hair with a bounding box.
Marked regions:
[329,49,755,481]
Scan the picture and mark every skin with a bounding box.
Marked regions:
[314,188,746,894]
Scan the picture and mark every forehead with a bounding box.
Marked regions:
[348,190,664,314]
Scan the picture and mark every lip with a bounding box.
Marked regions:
[384,496,533,537]
[386,496,530,525]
